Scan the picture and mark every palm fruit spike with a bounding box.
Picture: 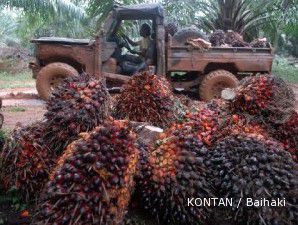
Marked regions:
[165,22,178,36]
[224,31,245,45]
[231,75,295,124]
[219,113,270,140]
[250,38,270,48]
[113,71,183,128]
[139,132,213,225]
[1,121,56,202]
[209,30,225,47]
[34,119,139,225]
[44,73,111,153]
[270,111,298,162]
[156,106,223,149]
[206,134,298,225]
[183,107,223,147]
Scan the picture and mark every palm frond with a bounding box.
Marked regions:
[0,0,86,19]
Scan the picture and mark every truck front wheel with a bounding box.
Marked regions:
[199,70,239,101]
[36,62,78,100]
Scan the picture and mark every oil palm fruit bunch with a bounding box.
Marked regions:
[250,38,270,48]
[134,142,151,189]
[205,134,298,225]
[209,30,225,47]
[183,107,223,147]
[206,99,273,144]
[1,122,56,202]
[219,113,270,141]
[165,22,178,36]
[113,71,183,128]
[206,99,230,118]
[44,73,111,153]
[231,75,295,124]
[270,111,298,162]
[225,31,249,47]
[139,131,212,225]
[34,119,139,225]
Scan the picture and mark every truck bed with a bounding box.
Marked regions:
[167,42,274,73]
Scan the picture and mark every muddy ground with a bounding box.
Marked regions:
[1,84,298,131]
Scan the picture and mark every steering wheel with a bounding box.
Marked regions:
[118,34,131,50]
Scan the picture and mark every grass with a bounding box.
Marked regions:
[272,57,298,83]
[8,106,26,112]
[0,70,35,89]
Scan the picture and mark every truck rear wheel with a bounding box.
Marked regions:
[173,27,207,45]
[36,62,78,100]
[199,70,239,101]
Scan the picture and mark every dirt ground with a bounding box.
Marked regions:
[1,84,298,132]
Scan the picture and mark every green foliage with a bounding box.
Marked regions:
[0,0,89,47]
[1,0,86,20]
[0,10,18,44]
[163,0,199,27]
[16,12,92,48]
[8,106,26,112]
[0,0,297,56]
[260,0,298,54]
[197,0,271,36]
[272,57,298,83]
[87,0,143,30]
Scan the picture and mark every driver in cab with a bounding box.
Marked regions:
[123,23,153,64]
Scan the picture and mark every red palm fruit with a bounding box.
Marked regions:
[181,107,224,147]
[231,75,295,124]
[34,119,139,225]
[113,71,184,128]
[270,111,298,162]
[206,134,297,225]
[209,30,225,47]
[44,73,111,153]
[1,122,56,202]
[139,131,213,225]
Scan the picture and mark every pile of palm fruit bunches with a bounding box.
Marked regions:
[0,71,297,225]
[209,30,271,48]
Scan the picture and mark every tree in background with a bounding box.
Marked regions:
[0,0,89,48]
[0,8,18,46]
[262,0,298,55]
[0,0,297,56]
[0,0,85,19]
[196,0,271,39]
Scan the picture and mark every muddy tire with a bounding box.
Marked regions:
[36,62,78,100]
[199,70,239,101]
[173,27,207,45]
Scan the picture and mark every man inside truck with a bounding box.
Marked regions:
[123,23,155,65]
[108,22,156,75]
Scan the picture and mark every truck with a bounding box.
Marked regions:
[29,3,274,101]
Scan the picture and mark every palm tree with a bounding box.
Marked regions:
[87,0,143,26]
[197,0,271,36]
[0,0,86,19]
